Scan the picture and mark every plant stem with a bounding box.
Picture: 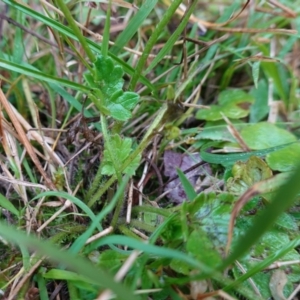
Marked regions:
[88,174,116,207]
[84,164,103,203]
[111,188,125,228]
[100,113,121,182]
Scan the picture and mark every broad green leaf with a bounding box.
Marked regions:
[108,91,139,121]
[170,259,191,275]
[241,122,297,150]
[221,162,300,269]
[196,121,244,142]
[187,229,222,268]
[0,193,19,217]
[101,134,141,176]
[196,90,254,121]
[275,213,298,231]
[98,250,128,269]
[218,90,254,106]
[266,143,300,172]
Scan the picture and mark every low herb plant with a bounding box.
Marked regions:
[1,0,300,299]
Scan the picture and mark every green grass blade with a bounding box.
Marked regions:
[145,0,198,73]
[110,0,158,55]
[221,162,300,269]
[86,235,213,273]
[32,191,103,232]
[129,0,183,90]
[0,221,139,300]
[0,193,20,217]
[69,175,130,255]
[55,0,95,62]
[48,83,94,116]
[177,169,197,201]
[3,0,155,92]
[0,58,89,92]
[101,0,111,57]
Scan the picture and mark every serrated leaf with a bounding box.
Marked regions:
[85,55,139,121]
[94,55,124,96]
[101,134,141,176]
[107,91,139,121]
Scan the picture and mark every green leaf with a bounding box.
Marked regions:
[176,168,197,201]
[145,0,198,73]
[108,91,139,121]
[0,58,89,92]
[275,213,298,231]
[221,162,300,270]
[85,55,139,121]
[44,269,98,292]
[226,156,273,195]
[187,229,222,268]
[98,250,128,269]
[261,62,288,104]
[218,89,254,106]
[252,61,260,89]
[0,193,19,217]
[249,80,269,123]
[241,122,297,150]
[266,143,300,172]
[196,90,254,121]
[101,134,141,176]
